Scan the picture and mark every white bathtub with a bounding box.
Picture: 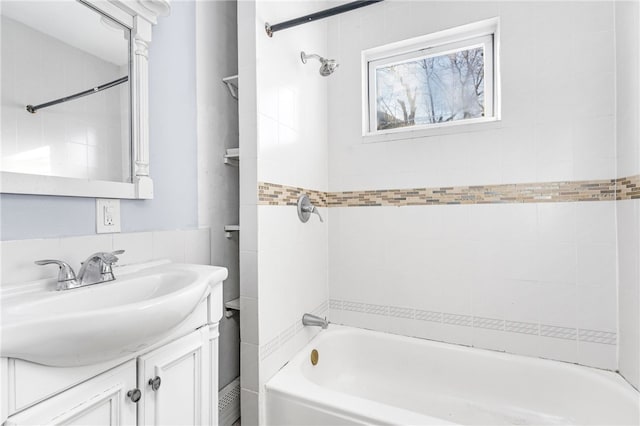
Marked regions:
[265,326,639,425]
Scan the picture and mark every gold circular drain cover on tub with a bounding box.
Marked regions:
[310,349,319,366]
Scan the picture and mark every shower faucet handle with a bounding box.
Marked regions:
[297,194,323,223]
[303,205,324,223]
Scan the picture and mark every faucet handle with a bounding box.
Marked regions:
[101,250,125,275]
[34,259,77,282]
[103,249,124,264]
[303,205,324,222]
[312,206,324,222]
[88,250,124,265]
[297,194,324,223]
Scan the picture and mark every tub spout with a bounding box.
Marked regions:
[302,313,329,329]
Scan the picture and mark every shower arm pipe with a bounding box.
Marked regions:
[302,53,322,62]
[26,76,129,114]
[265,0,384,37]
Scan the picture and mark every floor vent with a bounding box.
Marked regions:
[219,377,241,426]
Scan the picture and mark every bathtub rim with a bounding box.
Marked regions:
[265,325,639,425]
[280,325,637,389]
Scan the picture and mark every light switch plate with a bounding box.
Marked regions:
[96,199,121,234]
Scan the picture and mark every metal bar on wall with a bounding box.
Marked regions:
[26,76,129,113]
[265,0,383,37]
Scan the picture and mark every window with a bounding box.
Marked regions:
[364,19,499,137]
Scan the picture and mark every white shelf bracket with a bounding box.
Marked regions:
[224,225,240,239]
[222,75,238,100]
[223,148,239,167]
[224,297,240,318]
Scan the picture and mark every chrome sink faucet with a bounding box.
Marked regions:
[35,250,124,290]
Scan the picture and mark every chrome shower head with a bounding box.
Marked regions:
[301,51,339,76]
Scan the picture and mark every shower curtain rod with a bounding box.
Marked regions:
[265,0,383,37]
[26,76,129,114]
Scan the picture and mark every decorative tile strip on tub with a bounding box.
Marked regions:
[578,329,617,345]
[259,175,640,207]
[328,299,617,346]
[540,324,577,340]
[259,300,329,361]
[473,316,504,331]
[505,320,539,335]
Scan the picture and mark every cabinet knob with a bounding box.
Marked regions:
[149,376,162,391]
[127,388,142,403]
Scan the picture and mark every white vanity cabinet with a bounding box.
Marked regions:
[1,270,226,426]
[137,328,209,426]
[4,361,137,426]
[4,328,212,426]
[3,324,216,426]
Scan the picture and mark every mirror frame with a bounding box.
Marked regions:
[0,0,171,199]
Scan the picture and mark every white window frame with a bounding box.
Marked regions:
[362,18,501,142]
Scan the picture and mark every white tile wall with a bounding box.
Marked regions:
[239,389,259,426]
[327,1,617,191]
[258,299,327,384]
[1,16,129,182]
[318,0,624,372]
[256,205,329,383]
[240,342,259,392]
[238,7,636,426]
[151,230,188,263]
[237,0,260,423]
[239,250,258,299]
[255,1,329,192]
[616,2,640,179]
[0,228,211,286]
[328,202,618,369]
[240,296,259,346]
[615,0,640,389]
[238,2,330,422]
[617,200,640,387]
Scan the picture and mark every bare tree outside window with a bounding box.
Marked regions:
[375,46,485,131]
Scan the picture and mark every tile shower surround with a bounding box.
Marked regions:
[256,175,640,363]
[259,300,328,361]
[259,174,640,207]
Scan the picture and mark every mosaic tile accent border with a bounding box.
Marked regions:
[329,298,617,346]
[259,174,639,207]
[259,300,328,361]
[617,174,640,200]
[258,182,326,207]
[327,180,617,206]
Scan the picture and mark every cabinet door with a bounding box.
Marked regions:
[137,329,209,426]
[5,361,137,426]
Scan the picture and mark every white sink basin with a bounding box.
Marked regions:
[1,262,227,367]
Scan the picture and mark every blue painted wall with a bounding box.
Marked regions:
[0,1,198,241]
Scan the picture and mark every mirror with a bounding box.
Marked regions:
[0,0,170,199]
[1,1,131,183]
